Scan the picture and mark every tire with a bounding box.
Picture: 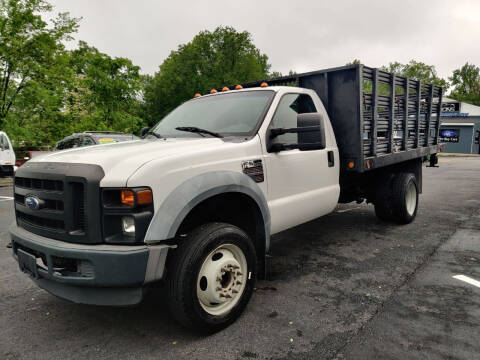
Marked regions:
[374,175,394,221]
[166,222,257,333]
[391,172,419,224]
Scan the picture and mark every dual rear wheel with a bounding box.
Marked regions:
[374,172,419,224]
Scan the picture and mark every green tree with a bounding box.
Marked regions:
[0,0,78,128]
[144,26,272,125]
[66,41,144,132]
[381,60,449,88]
[346,59,361,66]
[448,63,480,105]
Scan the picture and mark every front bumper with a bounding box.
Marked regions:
[10,224,172,306]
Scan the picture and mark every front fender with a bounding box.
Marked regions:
[144,171,271,249]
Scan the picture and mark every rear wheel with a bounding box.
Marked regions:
[391,173,418,224]
[166,222,257,333]
[374,175,394,221]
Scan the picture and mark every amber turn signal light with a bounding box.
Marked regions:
[136,189,153,205]
[121,190,135,207]
[260,82,268,87]
[194,93,201,98]
[210,89,217,94]
[348,161,355,169]
[235,84,243,89]
[222,87,229,92]
[120,189,153,207]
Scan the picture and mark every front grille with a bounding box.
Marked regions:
[15,177,63,191]
[72,182,86,232]
[14,162,104,244]
[17,211,65,231]
[14,194,64,211]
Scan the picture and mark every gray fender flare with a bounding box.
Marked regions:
[144,171,271,250]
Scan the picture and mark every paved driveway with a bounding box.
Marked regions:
[1,157,479,360]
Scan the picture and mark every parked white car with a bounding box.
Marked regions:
[0,131,15,177]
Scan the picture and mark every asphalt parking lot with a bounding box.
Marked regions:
[1,157,479,360]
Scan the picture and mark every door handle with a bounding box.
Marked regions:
[327,151,334,167]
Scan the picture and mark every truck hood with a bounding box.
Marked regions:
[33,138,226,184]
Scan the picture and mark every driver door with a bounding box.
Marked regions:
[263,93,339,234]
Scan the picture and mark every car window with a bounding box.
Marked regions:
[62,139,77,150]
[1,135,10,150]
[55,141,65,150]
[270,93,317,144]
[82,137,95,146]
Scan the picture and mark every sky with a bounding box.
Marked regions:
[48,0,480,81]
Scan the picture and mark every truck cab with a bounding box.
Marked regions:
[10,64,442,332]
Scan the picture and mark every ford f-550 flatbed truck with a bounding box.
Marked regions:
[10,64,443,332]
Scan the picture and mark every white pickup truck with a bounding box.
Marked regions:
[10,64,443,332]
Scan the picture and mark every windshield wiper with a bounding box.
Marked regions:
[175,126,223,138]
[145,130,162,139]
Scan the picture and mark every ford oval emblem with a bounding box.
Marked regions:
[25,195,41,210]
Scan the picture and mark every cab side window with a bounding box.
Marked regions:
[270,94,317,144]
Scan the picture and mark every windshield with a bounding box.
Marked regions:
[151,90,274,138]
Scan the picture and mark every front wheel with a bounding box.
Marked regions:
[166,223,257,333]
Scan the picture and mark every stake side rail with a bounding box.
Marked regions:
[231,64,443,173]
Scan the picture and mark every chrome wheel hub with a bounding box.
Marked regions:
[197,244,247,316]
[406,181,417,216]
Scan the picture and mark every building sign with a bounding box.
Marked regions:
[440,102,469,117]
[439,129,459,143]
[442,103,460,112]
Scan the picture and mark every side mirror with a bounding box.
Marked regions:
[140,126,150,137]
[268,113,326,152]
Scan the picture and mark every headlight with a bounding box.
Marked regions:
[121,216,135,236]
[101,187,154,244]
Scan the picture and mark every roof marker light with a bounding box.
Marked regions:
[235,84,243,90]
[222,87,229,92]
[210,89,217,94]
[260,82,268,87]
[194,93,201,98]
